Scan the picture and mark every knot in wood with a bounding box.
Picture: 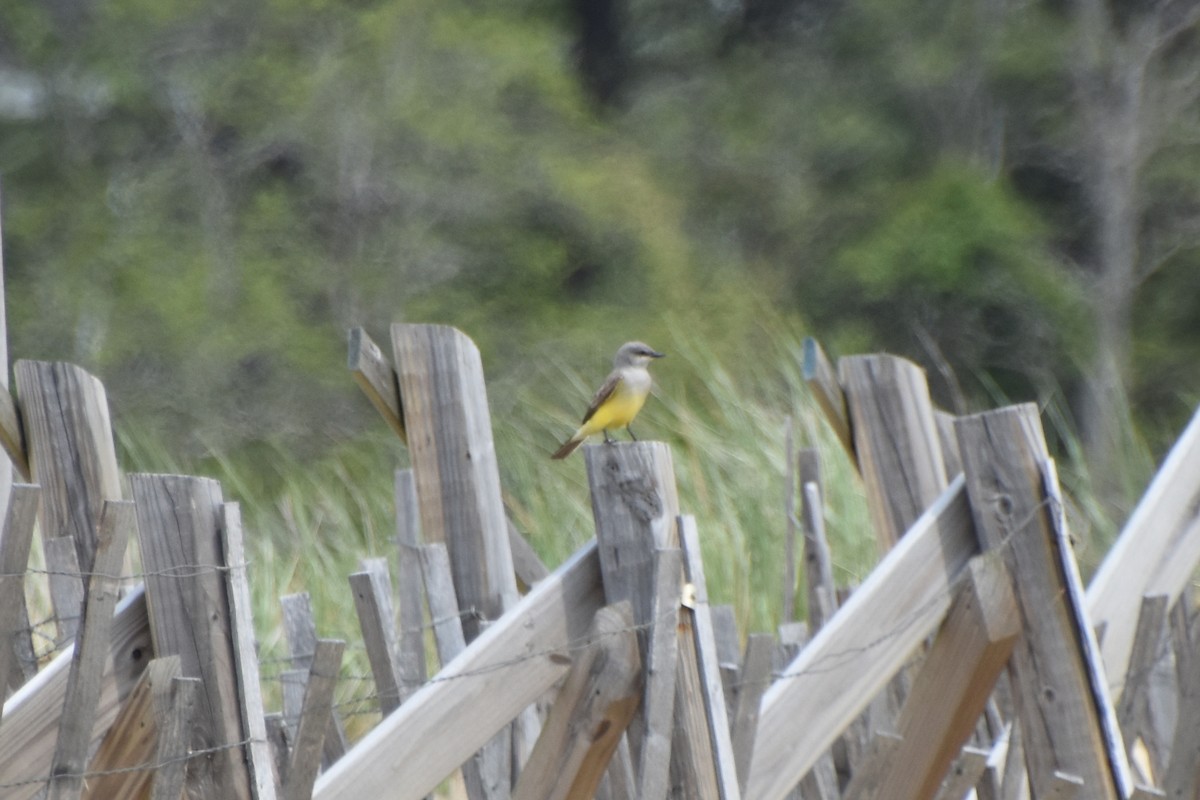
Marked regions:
[616,478,662,523]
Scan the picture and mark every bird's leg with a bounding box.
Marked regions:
[626,425,638,441]
[603,431,615,445]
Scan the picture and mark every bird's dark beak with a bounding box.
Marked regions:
[650,350,666,359]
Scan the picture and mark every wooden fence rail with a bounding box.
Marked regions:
[0,269,1197,800]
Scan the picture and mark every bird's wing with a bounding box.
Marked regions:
[580,371,623,425]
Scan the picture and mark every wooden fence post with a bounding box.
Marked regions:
[957,404,1128,799]
[391,324,518,642]
[131,474,252,800]
[839,354,949,549]
[14,360,123,640]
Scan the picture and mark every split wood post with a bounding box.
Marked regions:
[77,656,193,800]
[0,482,40,709]
[799,449,837,630]
[744,476,979,800]
[839,354,949,549]
[222,503,278,800]
[393,469,427,699]
[857,552,1020,800]
[584,442,738,799]
[802,337,853,456]
[420,541,510,799]
[283,639,345,800]
[512,602,642,800]
[47,500,134,800]
[635,547,682,800]
[349,558,403,715]
[131,474,252,800]
[583,441,682,793]
[14,361,123,640]
[0,587,152,800]
[391,323,518,642]
[312,541,605,800]
[1087,404,1200,696]
[956,405,1127,800]
[280,592,348,764]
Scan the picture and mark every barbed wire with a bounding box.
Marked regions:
[0,486,1193,791]
[0,736,261,792]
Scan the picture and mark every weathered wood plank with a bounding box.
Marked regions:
[868,552,1020,800]
[393,470,428,699]
[349,326,406,441]
[956,406,1123,800]
[151,674,200,800]
[350,560,402,715]
[636,547,682,800]
[279,592,348,764]
[0,385,29,480]
[839,354,949,549]
[783,417,798,624]
[79,655,169,800]
[0,588,151,800]
[222,503,279,800]
[78,656,192,800]
[731,633,774,793]
[14,360,122,573]
[1116,595,1169,748]
[1087,405,1200,696]
[512,602,641,800]
[391,323,518,642]
[44,536,85,646]
[745,476,978,800]
[1163,597,1200,799]
[47,500,134,800]
[933,746,989,800]
[131,473,251,800]
[0,482,40,708]
[419,542,509,800]
[312,541,604,800]
[803,337,853,456]
[711,604,740,718]
[678,515,741,799]
[283,639,345,800]
[801,460,837,630]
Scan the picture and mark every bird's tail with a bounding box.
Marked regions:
[551,433,584,460]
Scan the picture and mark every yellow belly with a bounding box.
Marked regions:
[580,388,647,436]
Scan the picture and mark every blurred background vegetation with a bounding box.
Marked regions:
[2,0,1199,650]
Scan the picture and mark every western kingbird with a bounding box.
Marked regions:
[551,341,665,459]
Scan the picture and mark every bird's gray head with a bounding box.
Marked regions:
[614,341,666,368]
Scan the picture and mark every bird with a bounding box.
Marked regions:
[551,341,666,459]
